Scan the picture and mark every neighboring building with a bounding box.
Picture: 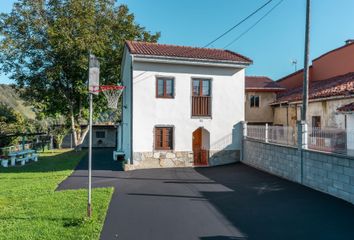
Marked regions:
[119,41,252,169]
[245,76,285,124]
[277,40,354,89]
[337,102,354,152]
[271,72,354,129]
[62,124,117,148]
[270,40,354,129]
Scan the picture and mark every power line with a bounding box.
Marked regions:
[224,0,285,49]
[203,0,273,48]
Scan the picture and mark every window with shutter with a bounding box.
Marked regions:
[155,127,173,150]
[192,79,211,116]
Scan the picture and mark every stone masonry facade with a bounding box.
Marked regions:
[243,139,354,204]
[124,150,240,170]
[125,151,194,170]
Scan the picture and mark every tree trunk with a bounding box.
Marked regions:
[70,106,90,150]
[78,126,89,145]
[70,108,78,147]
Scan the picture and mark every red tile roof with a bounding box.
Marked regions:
[245,76,285,91]
[273,72,354,104]
[125,41,252,64]
[337,102,354,113]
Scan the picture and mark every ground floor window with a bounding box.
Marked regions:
[155,127,173,150]
[96,131,106,138]
[312,116,321,128]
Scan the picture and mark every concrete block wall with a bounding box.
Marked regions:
[303,150,354,204]
[243,140,301,183]
[243,139,354,204]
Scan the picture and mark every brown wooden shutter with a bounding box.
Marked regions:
[168,128,173,149]
[155,127,173,150]
[155,128,162,149]
[162,128,169,149]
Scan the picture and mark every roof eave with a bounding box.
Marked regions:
[132,54,252,68]
[269,101,289,106]
[337,111,354,115]
[246,87,286,92]
[273,94,354,106]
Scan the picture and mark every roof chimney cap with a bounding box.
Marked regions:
[345,39,354,45]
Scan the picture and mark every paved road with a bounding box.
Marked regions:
[58,149,354,240]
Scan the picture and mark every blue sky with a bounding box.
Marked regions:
[1,0,354,84]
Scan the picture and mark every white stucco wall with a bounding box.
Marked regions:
[347,115,354,151]
[131,61,245,154]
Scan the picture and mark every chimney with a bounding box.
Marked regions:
[345,39,354,45]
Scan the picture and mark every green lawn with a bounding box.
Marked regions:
[0,149,113,240]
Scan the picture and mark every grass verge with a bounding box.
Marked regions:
[0,149,113,240]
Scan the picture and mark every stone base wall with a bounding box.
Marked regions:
[125,149,240,170]
[209,150,240,166]
[125,151,194,170]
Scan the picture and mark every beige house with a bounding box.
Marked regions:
[271,72,354,129]
[245,76,285,124]
[271,40,354,129]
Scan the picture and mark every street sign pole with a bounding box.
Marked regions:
[87,92,93,218]
[87,53,99,218]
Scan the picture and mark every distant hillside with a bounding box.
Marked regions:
[0,84,36,120]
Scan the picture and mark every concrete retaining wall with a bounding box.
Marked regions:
[243,139,354,204]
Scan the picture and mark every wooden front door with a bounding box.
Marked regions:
[193,128,208,166]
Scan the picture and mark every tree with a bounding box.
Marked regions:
[0,0,160,147]
[0,103,26,147]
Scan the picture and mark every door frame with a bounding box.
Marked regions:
[192,127,209,166]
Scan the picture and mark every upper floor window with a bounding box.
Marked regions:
[156,78,174,98]
[192,79,211,117]
[192,79,211,97]
[250,95,260,108]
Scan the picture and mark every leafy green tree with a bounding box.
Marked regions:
[0,0,159,147]
[0,103,26,147]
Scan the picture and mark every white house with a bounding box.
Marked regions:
[337,102,354,154]
[118,41,252,169]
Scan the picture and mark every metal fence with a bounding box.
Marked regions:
[246,124,354,156]
[308,127,354,156]
[247,125,297,147]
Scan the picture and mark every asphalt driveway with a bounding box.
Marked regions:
[58,149,354,240]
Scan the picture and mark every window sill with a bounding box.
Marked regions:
[154,149,174,152]
[191,116,212,119]
[156,97,174,99]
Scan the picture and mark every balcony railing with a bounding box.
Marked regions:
[192,96,211,117]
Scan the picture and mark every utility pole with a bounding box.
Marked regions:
[299,0,311,184]
[301,0,311,121]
